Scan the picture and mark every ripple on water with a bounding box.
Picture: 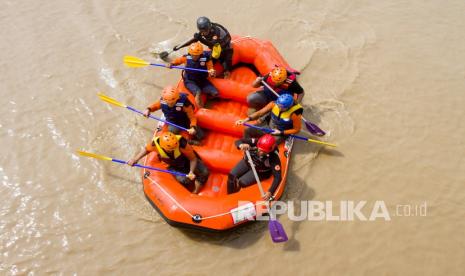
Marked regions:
[99,67,118,89]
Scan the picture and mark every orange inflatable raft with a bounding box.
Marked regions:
[141,36,296,231]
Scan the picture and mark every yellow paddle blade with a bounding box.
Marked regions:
[123,55,150,68]
[97,92,126,108]
[307,139,337,147]
[76,150,112,161]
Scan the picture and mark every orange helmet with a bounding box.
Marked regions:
[188,42,203,56]
[161,86,179,102]
[158,132,179,151]
[270,67,288,85]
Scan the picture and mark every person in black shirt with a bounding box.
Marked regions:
[247,66,305,110]
[227,134,282,201]
[175,17,233,78]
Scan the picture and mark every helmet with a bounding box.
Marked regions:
[270,67,288,84]
[161,86,179,102]
[188,42,203,56]
[197,16,212,32]
[276,94,294,109]
[257,134,276,153]
[158,132,179,151]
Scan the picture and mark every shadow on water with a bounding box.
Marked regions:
[175,219,270,249]
[290,127,344,173]
[282,171,316,252]
[319,147,344,158]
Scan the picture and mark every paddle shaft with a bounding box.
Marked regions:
[159,38,193,58]
[150,63,209,73]
[245,150,266,197]
[78,151,189,177]
[245,150,277,221]
[125,106,189,131]
[110,157,187,177]
[244,122,272,133]
[243,123,335,147]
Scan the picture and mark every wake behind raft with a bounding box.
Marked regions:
[141,36,297,232]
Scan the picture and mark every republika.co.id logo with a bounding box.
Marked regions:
[231,200,428,223]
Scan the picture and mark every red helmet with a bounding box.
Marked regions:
[257,134,276,153]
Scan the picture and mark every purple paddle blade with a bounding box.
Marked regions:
[269,219,288,243]
[304,120,326,136]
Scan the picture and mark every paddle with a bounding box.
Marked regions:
[260,80,326,136]
[243,123,337,147]
[97,92,189,132]
[245,150,288,243]
[124,56,209,73]
[158,38,193,61]
[159,48,175,60]
[76,151,188,177]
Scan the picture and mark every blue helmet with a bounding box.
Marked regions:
[275,94,294,109]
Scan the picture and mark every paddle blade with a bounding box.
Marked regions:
[304,120,326,136]
[97,92,126,108]
[268,219,288,243]
[123,55,150,68]
[76,150,112,161]
[159,51,170,61]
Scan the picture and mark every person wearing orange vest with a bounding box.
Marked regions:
[169,42,218,107]
[236,94,303,145]
[247,66,305,110]
[227,134,282,201]
[143,85,204,143]
[127,132,209,194]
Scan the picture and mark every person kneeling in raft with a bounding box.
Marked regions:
[227,134,281,201]
[143,85,204,145]
[127,132,209,194]
[236,94,303,145]
[169,42,218,108]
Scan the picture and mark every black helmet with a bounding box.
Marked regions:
[197,16,211,31]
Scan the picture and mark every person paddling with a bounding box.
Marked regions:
[169,42,218,107]
[247,66,305,110]
[127,132,209,194]
[227,134,281,201]
[143,85,204,144]
[236,94,303,145]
